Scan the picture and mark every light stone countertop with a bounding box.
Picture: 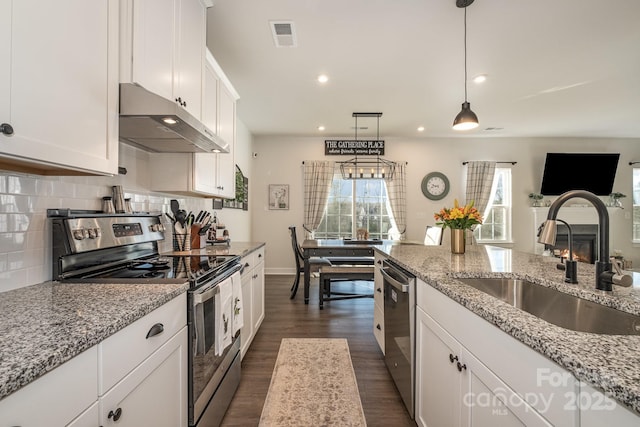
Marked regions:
[0,280,189,401]
[375,242,640,415]
[0,241,266,402]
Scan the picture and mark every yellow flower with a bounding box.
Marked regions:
[434,199,483,230]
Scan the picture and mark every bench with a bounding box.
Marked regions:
[318,265,375,309]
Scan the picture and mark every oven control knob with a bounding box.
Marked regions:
[95,228,102,237]
[73,229,85,240]
[87,228,96,239]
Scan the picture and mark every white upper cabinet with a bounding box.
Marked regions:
[198,49,238,198]
[122,0,206,120]
[0,0,119,175]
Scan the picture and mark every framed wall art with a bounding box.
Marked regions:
[269,184,289,210]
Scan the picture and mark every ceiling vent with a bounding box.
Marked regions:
[270,21,297,47]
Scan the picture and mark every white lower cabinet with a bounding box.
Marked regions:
[99,327,187,426]
[239,246,265,358]
[416,279,578,427]
[416,308,550,427]
[99,293,187,426]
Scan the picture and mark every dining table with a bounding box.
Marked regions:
[300,239,395,304]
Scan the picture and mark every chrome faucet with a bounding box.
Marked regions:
[537,190,629,291]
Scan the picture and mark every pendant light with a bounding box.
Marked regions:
[452,0,479,131]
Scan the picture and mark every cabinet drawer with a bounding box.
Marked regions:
[99,294,186,393]
[242,246,265,272]
[0,346,98,426]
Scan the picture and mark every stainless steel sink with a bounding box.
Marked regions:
[457,278,640,335]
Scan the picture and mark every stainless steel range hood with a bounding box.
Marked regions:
[118,83,229,153]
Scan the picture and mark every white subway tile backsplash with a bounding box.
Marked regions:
[7,175,38,195]
[0,166,216,290]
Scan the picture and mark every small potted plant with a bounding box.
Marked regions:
[528,192,544,207]
[608,192,626,208]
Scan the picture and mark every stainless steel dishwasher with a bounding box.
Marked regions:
[380,258,416,418]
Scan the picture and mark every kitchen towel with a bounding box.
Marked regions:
[215,276,233,356]
[231,271,243,335]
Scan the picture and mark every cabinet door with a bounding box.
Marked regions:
[130,0,175,101]
[0,0,118,175]
[100,327,188,427]
[251,258,265,332]
[175,0,205,119]
[415,307,462,427]
[240,269,253,358]
[67,402,100,427]
[0,0,9,125]
[460,348,552,427]
[214,82,236,198]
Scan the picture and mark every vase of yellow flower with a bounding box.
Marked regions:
[434,199,483,254]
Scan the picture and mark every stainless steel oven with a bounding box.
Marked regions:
[380,258,416,418]
[187,261,242,427]
[49,209,243,427]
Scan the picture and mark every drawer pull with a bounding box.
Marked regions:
[457,362,467,372]
[108,407,123,421]
[376,323,382,330]
[146,323,164,339]
[449,353,458,363]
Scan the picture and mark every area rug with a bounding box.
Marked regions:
[259,338,367,426]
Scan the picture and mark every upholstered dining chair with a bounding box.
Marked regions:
[289,226,332,299]
[424,225,444,245]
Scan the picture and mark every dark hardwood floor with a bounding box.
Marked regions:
[221,274,416,427]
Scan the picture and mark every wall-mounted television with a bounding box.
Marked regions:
[540,153,620,196]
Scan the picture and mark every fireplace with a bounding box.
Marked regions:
[548,224,598,264]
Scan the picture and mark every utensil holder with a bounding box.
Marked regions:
[112,185,126,213]
[173,230,191,252]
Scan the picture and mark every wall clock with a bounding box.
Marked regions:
[421,172,450,200]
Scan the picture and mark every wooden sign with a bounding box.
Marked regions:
[324,140,385,155]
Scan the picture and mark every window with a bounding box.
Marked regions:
[633,168,640,241]
[475,168,512,243]
[314,173,397,240]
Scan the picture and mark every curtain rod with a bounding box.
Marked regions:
[629,161,640,165]
[462,161,517,165]
[302,160,408,164]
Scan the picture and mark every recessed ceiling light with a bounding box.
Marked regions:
[417,126,425,132]
[317,74,329,84]
[473,74,487,84]
[317,125,325,131]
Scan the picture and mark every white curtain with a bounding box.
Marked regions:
[302,160,334,238]
[384,162,407,239]
[465,161,497,223]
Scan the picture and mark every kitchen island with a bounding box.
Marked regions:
[375,242,640,422]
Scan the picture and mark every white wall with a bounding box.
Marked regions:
[250,135,640,275]
[0,120,253,292]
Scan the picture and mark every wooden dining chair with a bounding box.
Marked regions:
[289,226,332,299]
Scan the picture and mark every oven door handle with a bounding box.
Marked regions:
[380,266,410,293]
[193,284,218,305]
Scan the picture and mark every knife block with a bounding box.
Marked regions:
[190,225,206,249]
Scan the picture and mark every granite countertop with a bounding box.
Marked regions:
[376,242,640,415]
[0,280,189,401]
